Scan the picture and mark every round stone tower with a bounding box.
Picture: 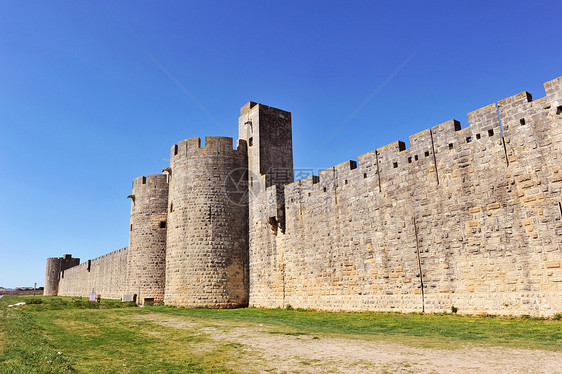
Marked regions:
[165,136,249,307]
[126,174,169,305]
[44,257,61,296]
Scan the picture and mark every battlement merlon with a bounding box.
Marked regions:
[544,76,562,100]
[238,102,294,191]
[497,76,562,128]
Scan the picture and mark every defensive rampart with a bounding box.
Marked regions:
[57,248,128,299]
[248,77,562,316]
[46,76,561,316]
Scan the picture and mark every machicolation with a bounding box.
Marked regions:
[46,77,562,316]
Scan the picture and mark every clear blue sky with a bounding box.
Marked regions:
[1,1,560,288]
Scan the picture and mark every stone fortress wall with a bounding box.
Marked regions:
[56,248,128,299]
[250,77,562,316]
[46,76,562,316]
[44,254,80,296]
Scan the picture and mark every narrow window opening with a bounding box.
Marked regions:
[308,192,311,197]
[268,217,279,235]
[87,260,91,272]
[154,177,157,187]
[250,177,253,187]
[520,118,526,126]
[476,133,481,140]
[425,151,430,157]
[170,203,173,213]
[466,137,472,143]
[488,129,494,137]
[130,224,133,231]
[393,162,398,168]
[363,173,367,178]
[249,137,254,146]
[449,143,454,149]
[142,176,146,184]
[217,139,221,153]
[559,201,562,217]
[174,144,178,155]
[160,221,167,229]
[408,157,412,164]
[323,187,327,192]
[557,106,562,115]
[414,155,418,161]
[345,179,348,185]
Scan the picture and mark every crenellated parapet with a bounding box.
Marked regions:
[170,136,247,161]
[283,88,514,201]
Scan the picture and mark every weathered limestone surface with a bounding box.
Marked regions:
[46,77,561,316]
[247,78,562,316]
[164,137,249,307]
[57,248,127,299]
[238,103,293,308]
[126,174,168,304]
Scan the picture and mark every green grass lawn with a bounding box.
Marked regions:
[157,305,562,350]
[0,295,560,373]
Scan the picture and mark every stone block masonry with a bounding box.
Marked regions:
[47,76,562,317]
[57,248,127,299]
[126,174,168,305]
[250,77,562,317]
[165,137,249,307]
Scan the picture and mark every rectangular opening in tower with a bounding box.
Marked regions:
[268,216,279,235]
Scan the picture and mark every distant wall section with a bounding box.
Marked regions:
[44,254,80,296]
[57,248,128,299]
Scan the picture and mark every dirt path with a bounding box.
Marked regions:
[134,313,562,374]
